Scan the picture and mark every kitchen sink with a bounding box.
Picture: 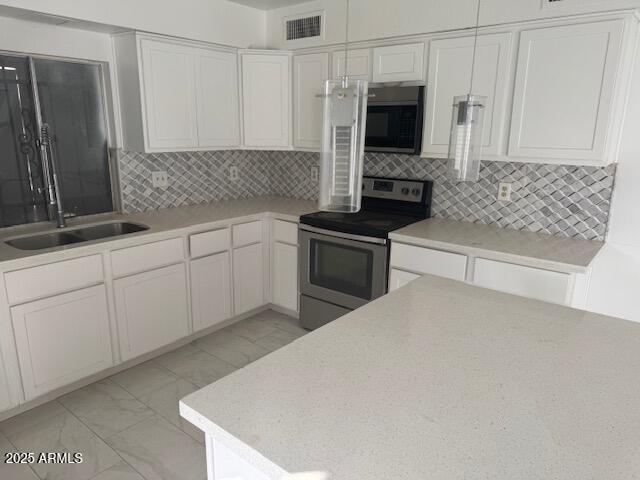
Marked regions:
[5,222,149,251]
[6,232,85,250]
[72,222,149,241]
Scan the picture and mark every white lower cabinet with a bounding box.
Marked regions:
[115,263,190,361]
[233,243,264,315]
[390,243,467,281]
[191,252,232,332]
[389,268,421,292]
[272,242,298,312]
[11,285,113,401]
[472,258,571,305]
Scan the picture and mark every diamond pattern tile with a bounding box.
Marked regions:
[117,150,616,241]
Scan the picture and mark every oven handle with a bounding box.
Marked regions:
[299,224,387,245]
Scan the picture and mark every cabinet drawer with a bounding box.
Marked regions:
[473,258,570,305]
[232,221,263,247]
[111,237,184,277]
[5,254,104,305]
[272,220,298,245]
[390,243,467,281]
[190,228,230,258]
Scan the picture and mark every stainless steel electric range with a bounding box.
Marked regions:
[299,176,433,330]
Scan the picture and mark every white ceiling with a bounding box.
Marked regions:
[227,0,313,10]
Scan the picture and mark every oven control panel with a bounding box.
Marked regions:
[362,177,425,202]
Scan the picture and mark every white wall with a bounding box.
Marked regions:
[585,32,640,323]
[0,16,122,146]
[266,0,640,48]
[0,0,266,48]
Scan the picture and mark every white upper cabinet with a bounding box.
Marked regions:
[423,33,512,157]
[508,20,626,163]
[293,53,329,150]
[140,38,199,151]
[114,33,240,152]
[331,48,372,81]
[195,48,240,148]
[372,43,425,83]
[241,52,291,148]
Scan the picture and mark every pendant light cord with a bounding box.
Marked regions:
[343,0,350,86]
[468,0,481,96]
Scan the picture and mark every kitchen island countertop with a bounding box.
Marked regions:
[181,274,640,480]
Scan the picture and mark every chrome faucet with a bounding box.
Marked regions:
[39,123,66,228]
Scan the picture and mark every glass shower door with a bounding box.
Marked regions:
[0,55,47,227]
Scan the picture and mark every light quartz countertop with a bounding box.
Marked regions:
[180,274,640,480]
[0,196,317,269]
[389,218,604,273]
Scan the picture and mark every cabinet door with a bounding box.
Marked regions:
[388,269,421,292]
[195,48,240,148]
[272,242,298,312]
[424,33,512,157]
[242,53,291,148]
[372,43,425,83]
[115,263,190,361]
[508,20,624,162]
[233,243,265,315]
[332,48,372,81]
[140,39,198,150]
[11,285,113,400]
[191,252,232,332]
[294,53,329,150]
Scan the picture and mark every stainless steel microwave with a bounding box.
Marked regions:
[365,86,425,155]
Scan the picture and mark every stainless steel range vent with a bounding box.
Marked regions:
[285,14,322,41]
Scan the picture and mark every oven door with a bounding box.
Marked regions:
[299,226,388,310]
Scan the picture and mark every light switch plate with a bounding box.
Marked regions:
[151,171,168,188]
[498,182,512,202]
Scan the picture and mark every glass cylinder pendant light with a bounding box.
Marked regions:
[447,0,485,183]
[318,0,369,212]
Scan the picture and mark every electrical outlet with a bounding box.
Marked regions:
[498,182,512,202]
[229,165,239,181]
[311,166,319,182]
[151,171,168,188]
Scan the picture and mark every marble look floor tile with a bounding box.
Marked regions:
[0,432,39,480]
[59,379,154,438]
[254,311,307,336]
[153,349,237,388]
[194,331,270,368]
[110,361,178,398]
[0,401,67,438]
[7,410,120,480]
[254,328,302,352]
[225,317,279,342]
[137,379,204,443]
[106,416,206,480]
[90,461,145,480]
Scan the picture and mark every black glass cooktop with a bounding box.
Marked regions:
[299,210,423,239]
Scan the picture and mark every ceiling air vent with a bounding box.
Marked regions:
[285,12,323,42]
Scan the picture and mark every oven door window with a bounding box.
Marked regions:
[310,239,374,300]
[365,105,418,150]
